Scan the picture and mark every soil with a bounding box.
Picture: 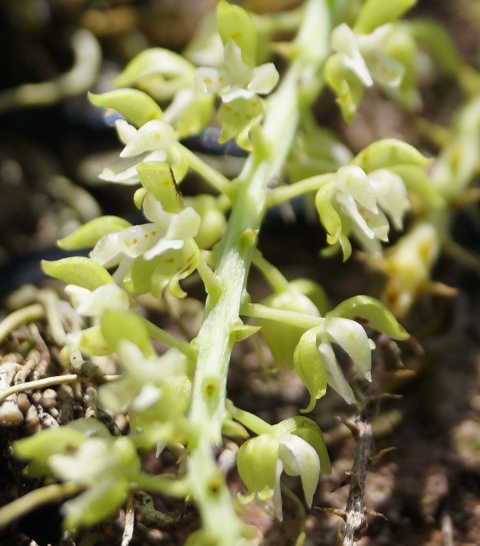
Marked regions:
[1,1,480,546]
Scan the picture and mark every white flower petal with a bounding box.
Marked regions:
[49,438,111,483]
[74,284,130,317]
[65,285,90,309]
[120,120,177,158]
[273,460,284,521]
[118,224,163,258]
[98,157,143,185]
[131,384,162,412]
[336,193,376,240]
[358,207,390,241]
[357,24,393,52]
[331,23,373,87]
[143,238,184,260]
[369,169,409,229]
[366,51,404,87]
[221,86,257,103]
[325,317,372,380]
[318,342,356,404]
[90,232,123,267]
[248,63,279,95]
[335,165,377,212]
[195,67,229,94]
[278,434,320,508]
[142,193,173,229]
[223,39,251,86]
[114,119,137,145]
[166,207,201,241]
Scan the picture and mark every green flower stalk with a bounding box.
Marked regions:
[186,2,333,541]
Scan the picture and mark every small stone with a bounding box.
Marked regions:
[0,400,24,426]
[24,405,40,433]
[17,393,31,415]
[41,389,57,410]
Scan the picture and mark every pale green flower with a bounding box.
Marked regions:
[337,165,409,253]
[295,295,408,407]
[320,164,410,256]
[99,119,178,185]
[237,417,329,521]
[331,23,404,89]
[195,39,279,143]
[64,283,130,317]
[99,340,191,426]
[318,316,374,404]
[90,192,200,286]
[325,22,405,122]
[238,432,320,520]
[195,39,278,102]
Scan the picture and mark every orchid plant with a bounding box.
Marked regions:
[2,0,475,544]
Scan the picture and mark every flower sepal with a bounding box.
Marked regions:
[88,89,163,128]
[327,295,409,340]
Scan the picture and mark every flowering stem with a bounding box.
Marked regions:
[186,0,332,542]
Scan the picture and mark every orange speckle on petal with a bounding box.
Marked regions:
[204,77,212,84]
[133,238,138,244]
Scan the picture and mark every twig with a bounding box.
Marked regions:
[340,396,377,546]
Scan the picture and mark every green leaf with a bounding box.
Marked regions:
[217,0,257,66]
[327,295,409,339]
[351,138,432,173]
[137,162,183,213]
[100,310,156,358]
[89,89,163,128]
[57,216,132,250]
[354,0,416,34]
[293,327,327,412]
[42,258,114,291]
